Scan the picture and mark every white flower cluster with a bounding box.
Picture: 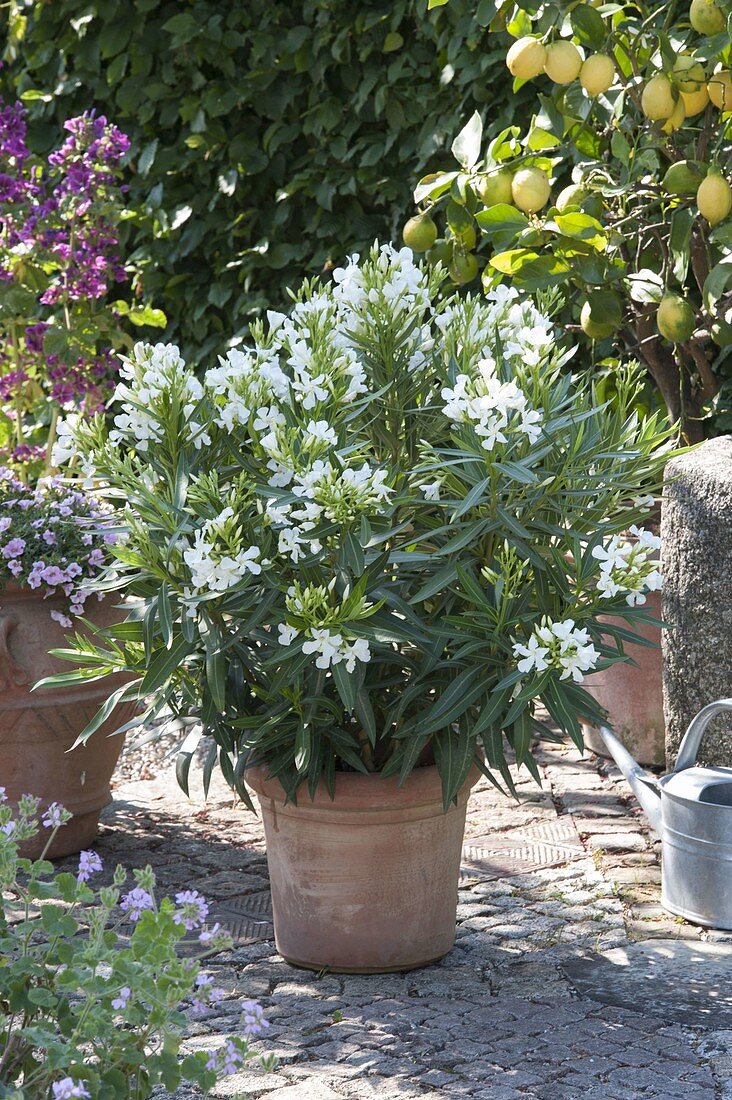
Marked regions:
[592,526,662,606]
[333,244,431,319]
[182,509,262,592]
[111,343,210,452]
[441,359,542,453]
[435,285,553,371]
[278,622,371,672]
[513,618,600,683]
[204,348,290,432]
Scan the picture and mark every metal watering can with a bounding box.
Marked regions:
[599,699,732,930]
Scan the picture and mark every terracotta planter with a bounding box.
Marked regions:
[247,763,479,973]
[0,586,135,859]
[581,588,664,767]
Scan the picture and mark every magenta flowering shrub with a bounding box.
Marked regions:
[0,794,273,1099]
[0,467,114,625]
[0,102,164,479]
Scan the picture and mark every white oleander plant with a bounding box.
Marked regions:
[45,244,672,805]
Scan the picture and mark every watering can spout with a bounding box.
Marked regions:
[596,726,663,834]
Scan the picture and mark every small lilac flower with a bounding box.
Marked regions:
[222,1040,243,1075]
[51,610,73,628]
[7,559,22,576]
[120,886,154,921]
[1,821,15,836]
[173,889,209,931]
[199,921,223,944]
[40,565,66,586]
[52,1079,90,1099]
[190,971,224,1014]
[0,787,6,802]
[241,999,269,1036]
[0,517,11,533]
[77,849,102,883]
[42,801,65,829]
[205,1050,218,1072]
[111,985,131,1011]
[1,537,25,558]
[42,529,57,545]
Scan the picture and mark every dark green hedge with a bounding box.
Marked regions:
[1,0,525,357]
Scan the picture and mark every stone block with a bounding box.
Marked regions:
[662,437,732,764]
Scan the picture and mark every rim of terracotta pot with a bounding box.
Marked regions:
[246,761,481,817]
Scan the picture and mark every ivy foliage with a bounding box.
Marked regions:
[1,0,528,357]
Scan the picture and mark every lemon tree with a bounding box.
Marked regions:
[411,0,732,440]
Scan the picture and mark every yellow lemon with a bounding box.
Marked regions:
[656,294,696,343]
[580,301,616,339]
[689,0,727,34]
[476,168,514,206]
[555,183,588,211]
[402,214,437,253]
[681,85,711,115]
[511,167,551,213]
[506,37,547,80]
[580,54,616,96]
[544,40,584,84]
[641,73,676,120]
[673,54,707,92]
[697,169,732,224]
[708,66,732,110]
[661,97,687,132]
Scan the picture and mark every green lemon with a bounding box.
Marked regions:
[476,168,514,206]
[402,215,438,253]
[580,300,617,339]
[662,160,704,196]
[656,294,696,342]
[449,252,479,285]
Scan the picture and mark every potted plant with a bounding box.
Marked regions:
[49,244,671,972]
[0,104,164,856]
[0,469,137,860]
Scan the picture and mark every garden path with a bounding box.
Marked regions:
[77,740,732,1099]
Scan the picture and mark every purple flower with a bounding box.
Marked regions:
[111,985,131,1011]
[199,921,223,944]
[241,999,269,1036]
[42,529,57,545]
[222,1040,244,1075]
[1,537,24,559]
[173,889,209,931]
[0,787,6,802]
[40,565,67,586]
[120,886,154,922]
[1,821,15,836]
[52,1079,90,1100]
[50,610,73,629]
[42,801,66,829]
[77,849,102,883]
[190,971,224,1014]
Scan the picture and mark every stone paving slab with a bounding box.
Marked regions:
[65,740,732,1097]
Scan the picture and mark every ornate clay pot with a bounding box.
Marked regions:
[246,763,479,974]
[581,588,664,767]
[0,586,134,859]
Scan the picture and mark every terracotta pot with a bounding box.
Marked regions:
[247,763,479,973]
[581,588,664,767]
[0,586,135,859]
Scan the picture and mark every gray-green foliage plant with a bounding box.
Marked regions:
[46,245,672,806]
[0,795,272,1099]
[0,0,529,359]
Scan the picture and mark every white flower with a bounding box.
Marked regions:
[304,420,337,448]
[419,480,441,502]
[592,528,661,606]
[513,618,599,683]
[342,637,371,673]
[513,634,550,675]
[278,623,299,645]
[302,628,344,669]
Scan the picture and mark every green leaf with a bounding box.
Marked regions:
[451,111,483,170]
[140,635,192,695]
[475,204,529,250]
[703,256,732,316]
[414,171,458,205]
[127,305,168,328]
[570,6,607,50]
[434,724,475,808]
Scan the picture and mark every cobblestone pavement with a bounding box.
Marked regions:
[82,740,732,1099]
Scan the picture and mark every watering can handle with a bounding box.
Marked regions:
[674,699,732,774]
